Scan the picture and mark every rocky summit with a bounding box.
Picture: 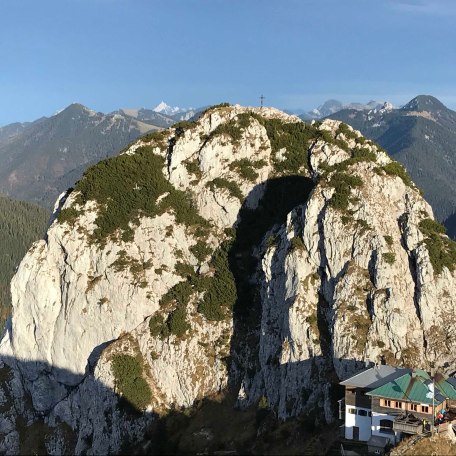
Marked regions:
[1,104,456,454]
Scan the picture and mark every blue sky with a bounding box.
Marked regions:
[1,0,455,125]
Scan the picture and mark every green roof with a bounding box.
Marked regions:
[366,371,456,405]
[435,376,456,400]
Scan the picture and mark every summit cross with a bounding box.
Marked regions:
[260,94,265,109]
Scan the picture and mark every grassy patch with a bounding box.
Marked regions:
[167,306,190,337]
[111,250,153,285]
[305,312,319,339]
[153,240,236,336]
[350,313,371,354]
[201,103,231,116]
[289,236,305,252]
[86,275,102,293]
[175,262,195,279]
[319,146,377,175]
[139,129,169,148]
[149,314,169,338]
[210,113,251,144]
[336,122,358,141]
[419,218,446,236]
[173,120,198,132]
[160,280,194,309]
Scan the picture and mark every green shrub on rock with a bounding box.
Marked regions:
[328,173,363,210]
[384,235,393,246]
[149,314,169,338]
[336,123,358,140]
[418,218,456,274]
[59,147,207,245]
[190,241,213,262]
[257,118,319,174]
[167,306,190,337]
[207,178,244,202]
[57,206,80,226]
[197,240,236,321]
[382,252,396,265]
[228,158,267,182]
[381,162,413,187]
[111,354,151,411]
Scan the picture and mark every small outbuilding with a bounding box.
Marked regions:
[367,435,390,455]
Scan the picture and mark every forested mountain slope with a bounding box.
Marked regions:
[0,195,49,327]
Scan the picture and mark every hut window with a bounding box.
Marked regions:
[379,419,394,434]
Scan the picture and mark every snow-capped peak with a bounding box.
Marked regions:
[152,101,183,116]
[381,101,394,112]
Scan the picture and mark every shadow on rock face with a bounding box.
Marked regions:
[0,353,367,455]
[229,175,315,324]
[228,175,316,389]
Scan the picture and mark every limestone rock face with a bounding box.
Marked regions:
[237,121,456,421]
[1,106,456,453]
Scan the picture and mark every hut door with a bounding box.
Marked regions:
[353,426,359,440]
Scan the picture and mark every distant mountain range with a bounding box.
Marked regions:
[297,99,387,120]
[118,102,203,127]
[151,101,200,120]
[327,95,456,237]
[0,102,204,208]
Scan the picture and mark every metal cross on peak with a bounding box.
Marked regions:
[260,94,265,109]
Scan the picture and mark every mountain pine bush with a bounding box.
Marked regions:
[111,354,151,410]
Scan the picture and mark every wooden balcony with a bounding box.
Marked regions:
[393,414,423,435]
